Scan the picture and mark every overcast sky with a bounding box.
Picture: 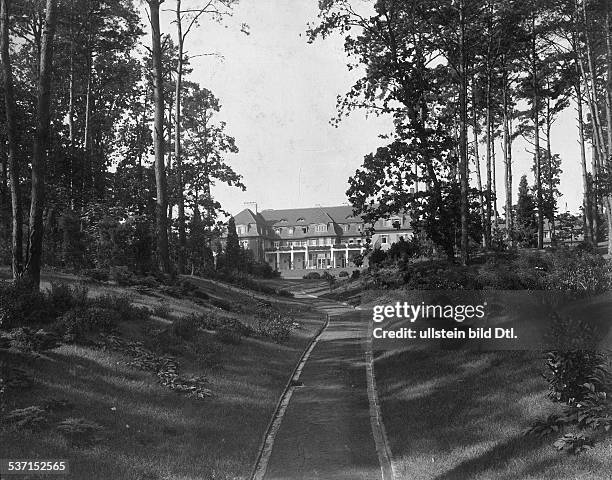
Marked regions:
[152,0,586,217]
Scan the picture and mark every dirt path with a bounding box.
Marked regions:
[258,286,384,480]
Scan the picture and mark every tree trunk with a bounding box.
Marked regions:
[1,0,23,277]
[606,2,612,254]
[576,79,593,245]
[149,0,171,274]
[471,83,485,245]
[502,60,513,243]
[485,70,492,249]
[175,0,186,274]
[545,92,555,242]
[458,0,468,265]
[23,0,57,290]
[532,16,543,249]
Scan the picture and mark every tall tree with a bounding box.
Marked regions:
[147,0,171,273]
[0,0,23,277]
[22,0,57,289]
[516,174,537,247]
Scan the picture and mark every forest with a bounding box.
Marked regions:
[310,0,612,262]
[0,0,248,290]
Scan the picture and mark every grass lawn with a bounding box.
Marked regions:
[1,270,325,480]
[361,292,612,480]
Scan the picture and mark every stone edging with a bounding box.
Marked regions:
[249,311,331,480]
[366,315,395,480]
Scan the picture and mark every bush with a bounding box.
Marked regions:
[48,283,89,315]
[256,305,293,342]
[303,272,321,280]
[369,248,387,269]
[351,270,361,280]
[544,349,608,404]
[93,293,149,322]
[0,283,49,329]
[59,307,120,340]
[544,250,612,293]
[338,271,349,277]
[276,289,294,297]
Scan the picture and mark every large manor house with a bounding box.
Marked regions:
[230,205,413,271]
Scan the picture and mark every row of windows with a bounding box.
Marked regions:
[272,237,364,248]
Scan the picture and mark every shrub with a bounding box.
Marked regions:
[93,293,149,322]
[351,270,361,280]
[544,349,608,404]
[0,283,49,329]
[303,272,321,279]
[256,305,293,342]
[59,307,120,340]
[369,248,387,269]
[48,282,88,315]
[338,270,349,277]
[544,250,612,293]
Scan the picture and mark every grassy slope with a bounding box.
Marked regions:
[356,289,612,480]
[1,270,324,480]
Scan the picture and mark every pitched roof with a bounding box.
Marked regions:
[259,207,333,226]
[233,208,260,225]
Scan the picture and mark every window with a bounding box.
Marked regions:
[357,238,362,245]
[240,240,249,248]
[308,239,317,246]
[302,226,307,233]
[381,235,388,244]
[297,217,305,222]
[274,227,281,235]
[274,241,280,248]
[237,225,245,235]
[348,239,354,245]
[288,227,294,235]
[342,224,350,231]
[318,238,325,246]
[326,237,333,245]
[315,224,326,232]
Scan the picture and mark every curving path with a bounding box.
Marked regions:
[255,285,388,480]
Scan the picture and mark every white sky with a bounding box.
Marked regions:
[151,0,586,217]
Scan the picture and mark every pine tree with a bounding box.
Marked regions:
[224,217,241,271]
[516,175,537,247]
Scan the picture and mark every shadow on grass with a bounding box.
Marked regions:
[1,307,326,480]
[375,348,610,480]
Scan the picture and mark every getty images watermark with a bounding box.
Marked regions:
[365,290,612,350]
[371,301,517,340]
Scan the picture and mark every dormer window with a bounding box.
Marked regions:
[288,227,294,235]
[297,217,305,222]
[315,224,326,232]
